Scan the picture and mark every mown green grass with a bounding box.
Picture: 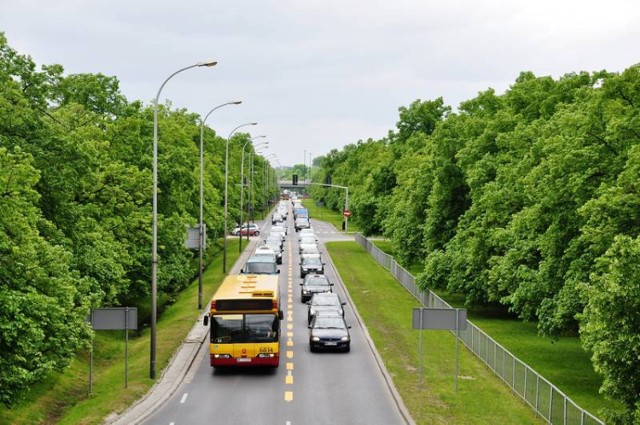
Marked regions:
[0,240,241,425]
[327,241,543,424]
[304,198,361,233]
[370,239,622,418]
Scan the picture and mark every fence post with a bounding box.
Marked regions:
[535,375,540,412]
[549,387,554,424]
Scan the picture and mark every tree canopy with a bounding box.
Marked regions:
[0,33,277,405]
[310,65,640,421]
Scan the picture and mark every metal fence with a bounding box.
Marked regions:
[355,234,604,425]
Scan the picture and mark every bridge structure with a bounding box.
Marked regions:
[278,181,309,195]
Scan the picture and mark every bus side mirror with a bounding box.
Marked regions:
[203,314,209,326]
[279,310,284,320]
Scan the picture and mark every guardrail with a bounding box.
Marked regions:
[355,234,604,425]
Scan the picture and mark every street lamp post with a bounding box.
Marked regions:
[303,149,307,185]
[262,154,277,217]
[152,59,216,380]
[239,137,267,252]
[223,122,257,273]
[250,149,274,219]
[198,101,241,310]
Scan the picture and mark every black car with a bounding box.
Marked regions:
[299,255,325,278]
[308,313,351,352]
[299,274,333,303]
[307,292,345,324]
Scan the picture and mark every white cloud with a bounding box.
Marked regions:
[1,0,639,165]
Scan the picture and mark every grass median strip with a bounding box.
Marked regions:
[326,241,542,425]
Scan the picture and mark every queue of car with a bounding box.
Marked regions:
[246,196,352,353]
[287,205,352,354]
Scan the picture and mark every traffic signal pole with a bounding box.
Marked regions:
[307,183,349,233]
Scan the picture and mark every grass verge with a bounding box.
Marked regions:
[327,241,543,424]
[304,197,361,234]
[0,241,241,425]
[369,239,622,418]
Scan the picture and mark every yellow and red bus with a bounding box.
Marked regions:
[203,274,283,368]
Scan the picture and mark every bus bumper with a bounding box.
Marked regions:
[211,354,280,368]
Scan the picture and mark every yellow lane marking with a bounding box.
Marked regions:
[287,332,293,337]
[285,391,293,402]
[286,371,293,384]
[286,362,294,370]
[287,339,293,347]
[287,324,293,330]
[286,350,293,359]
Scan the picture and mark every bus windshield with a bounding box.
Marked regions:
[212,313,278,343]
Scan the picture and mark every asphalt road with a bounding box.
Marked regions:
[141,206,411,425]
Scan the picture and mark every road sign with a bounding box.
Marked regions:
[413,307,467,392]
[343,209,351,217]
[412,307,467,330]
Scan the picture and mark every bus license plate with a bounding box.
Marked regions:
[237,358,252,362]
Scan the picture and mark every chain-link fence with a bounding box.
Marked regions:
[355,234,604,425]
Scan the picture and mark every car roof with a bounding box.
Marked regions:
[246,256,275,263]
[314,311,344,319]
[302,254,321,260]
[255,246,275,253]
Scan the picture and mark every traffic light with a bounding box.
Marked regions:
[292,174,298,185]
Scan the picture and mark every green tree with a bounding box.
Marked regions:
[0,147,90,406]
[580,235,640,423]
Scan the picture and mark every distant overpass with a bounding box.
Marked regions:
[278,181,309,194]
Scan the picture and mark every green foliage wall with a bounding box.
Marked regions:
[312,65,640,419]
[0,33,275,405]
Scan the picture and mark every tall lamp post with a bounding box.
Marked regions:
[152,59,216,380]
[240,137,267,252]
[253,148,270,220]
[303,149,307,185]
[198,101,241,310]
[262,154,277,217]
[223,122,257,273]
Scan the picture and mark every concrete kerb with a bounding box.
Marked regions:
[105,235,261,425]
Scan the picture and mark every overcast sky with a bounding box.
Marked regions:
[2,0,639,166]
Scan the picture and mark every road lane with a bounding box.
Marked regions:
[143,203,411,425]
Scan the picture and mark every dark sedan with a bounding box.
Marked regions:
[307,292,345,324]
[308,313,351,352]
[299,255,325,278]
[299,274,333,303]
